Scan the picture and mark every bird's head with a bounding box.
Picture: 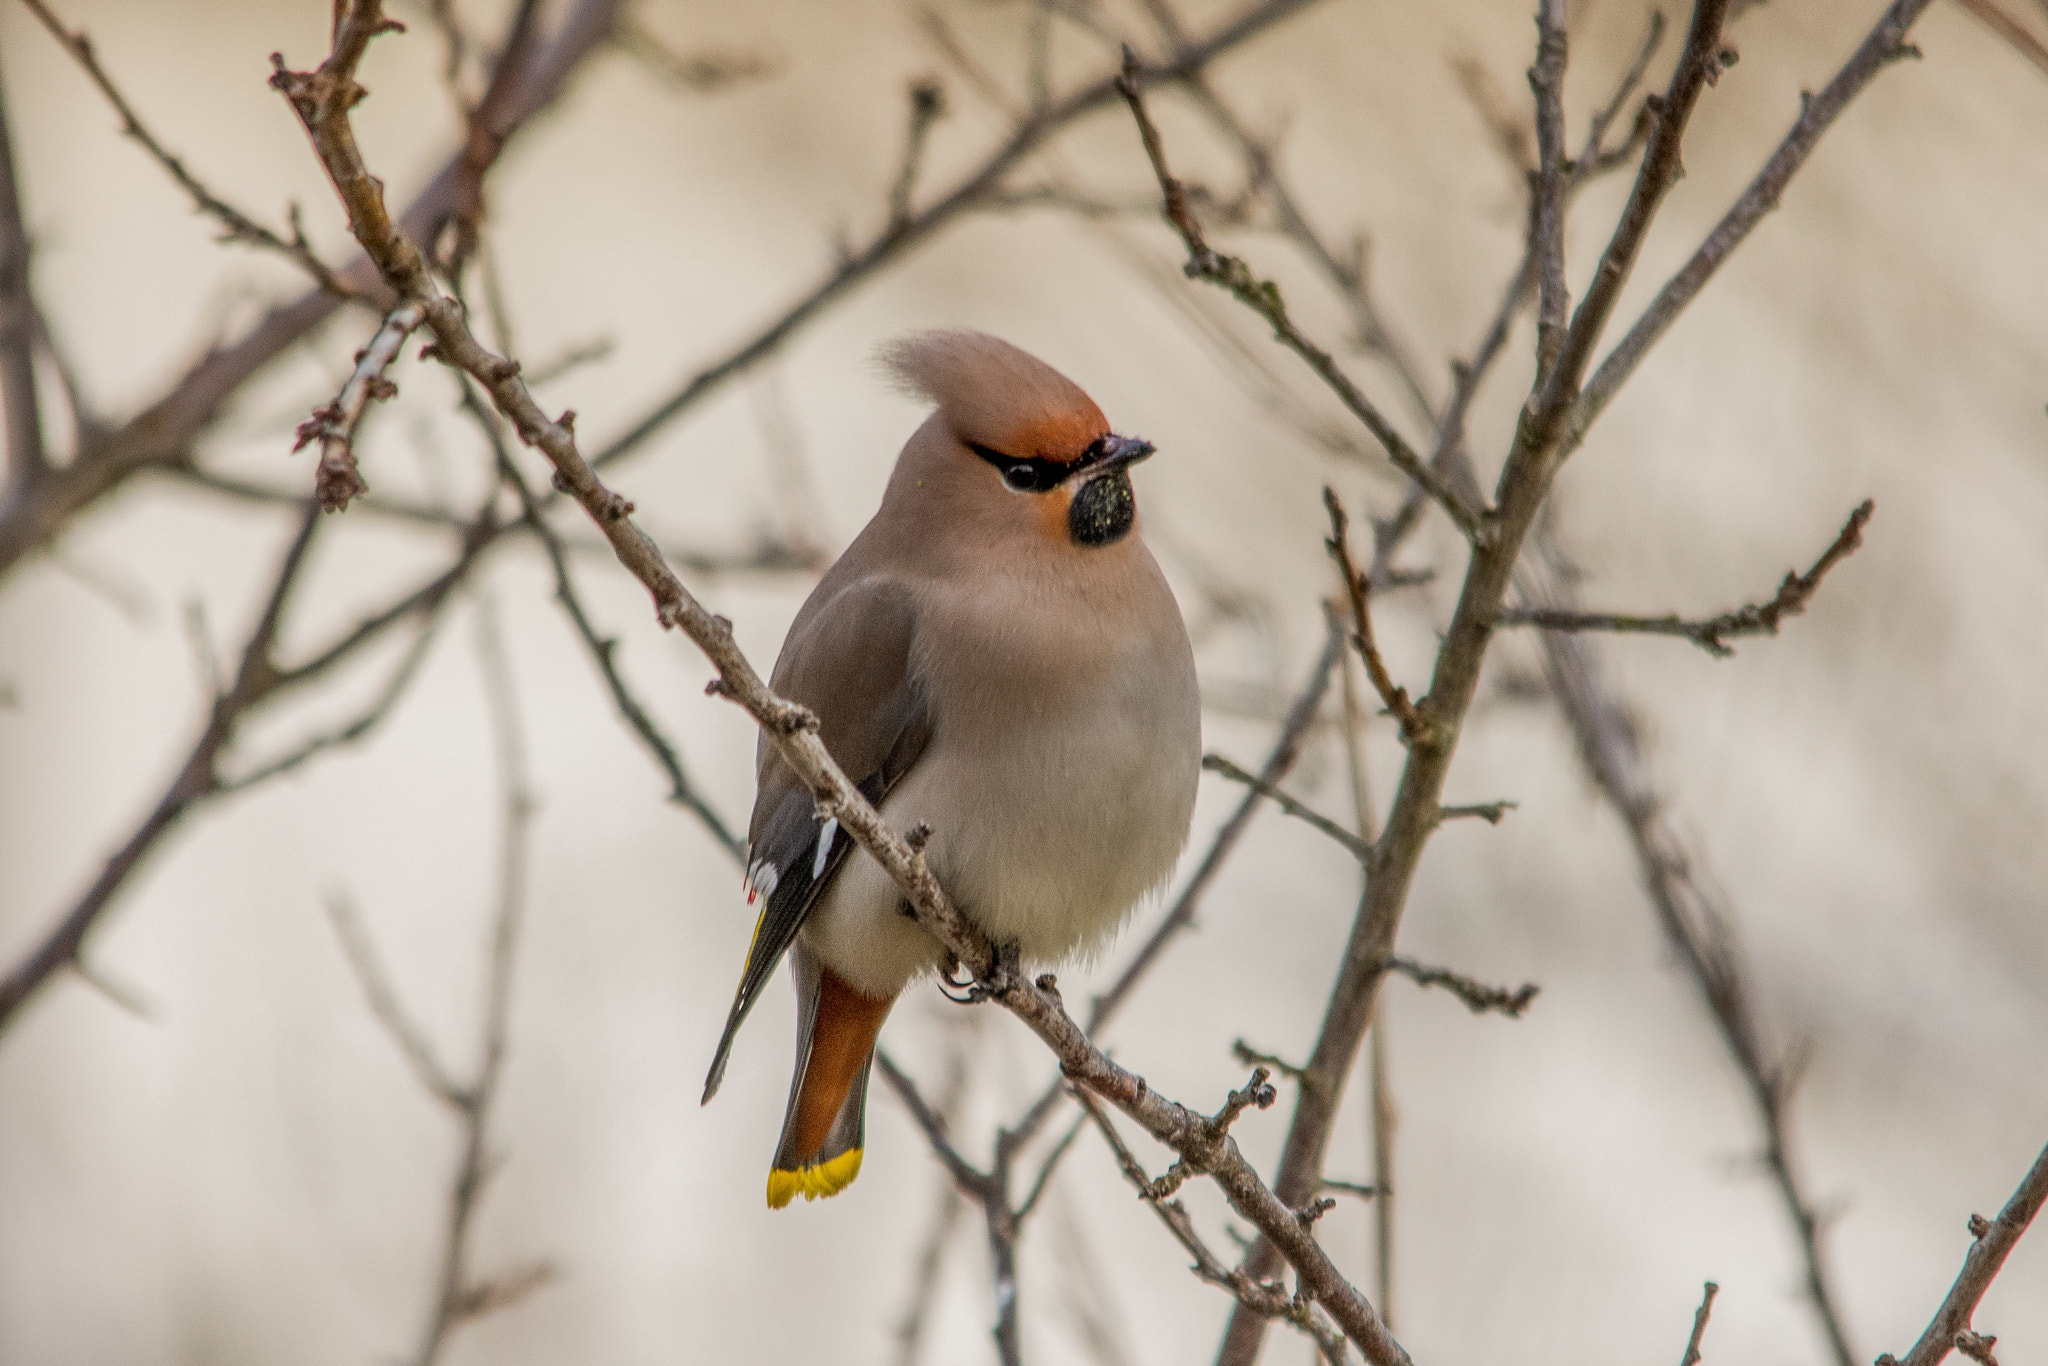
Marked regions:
[879,330,1155,553]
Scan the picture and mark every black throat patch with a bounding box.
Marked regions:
[1069,470,1135,547]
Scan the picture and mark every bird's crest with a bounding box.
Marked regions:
[880,330,1107,463]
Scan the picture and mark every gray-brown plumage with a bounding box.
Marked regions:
[701,331,1201,1208]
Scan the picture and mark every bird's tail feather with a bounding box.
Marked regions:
[767,947,895,1208]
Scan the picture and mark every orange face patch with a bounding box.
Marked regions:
[1032,483,1078,543]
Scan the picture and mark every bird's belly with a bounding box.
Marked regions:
[798,681,1198,997]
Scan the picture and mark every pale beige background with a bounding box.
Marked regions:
[1,1,2044,1363]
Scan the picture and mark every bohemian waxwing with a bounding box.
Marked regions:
[701,330,1201,1208]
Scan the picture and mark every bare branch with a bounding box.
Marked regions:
[1435,801,1514,825]
[1114,48,1484,540]
[1570,0,1935,451]
[1951,0,2048,76]
[1217,4,1746,1357]
[18,0,361,297]
[0,501,325,1030]
[326,891,467,1109]
[293,301,427,512]
[889,79,949,227]
[467,380,743,858]
[1323,488,1425,743]
[217,614,440,793]
[1679,1282,1720,1366]
[612,13,777,92]
[1499,500,1874,657]
[0,0,623,581]
[411,595,547,1366]
[1201,752,1369,861]
[1074,1088,1351,1365]
[1524,522,1859,1365]
[1877,1142,2048,1366]
[1381,955,1538,1018]
[1528,0,1570,381]
[876,1048,988,1194]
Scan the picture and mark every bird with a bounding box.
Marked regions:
[699,330,1202,1208]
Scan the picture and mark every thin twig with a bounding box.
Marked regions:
[889,79,949,227]
[612,13,777,91]
[408,596,552,1365]
[1524,522,1859,1366]
[0,0,623,581]
[464,379,742,858]
[1568,0,1936,452]
[1073,1089,1351,1365]
[0,501,325,1029]
[1216,4,1741,1357]
[325,892,466,1108]
[1877,1142,2048,1366]
[18,0,361,298]
[291,301,427,511]
[1498,501,1875,657]
[1529,0,1570,382]
[1323,488,1425,743]
[1115,48,1484,540]
[1382,955,1539,1018]
[1201,752,1370,861]
[1680,1282,1720,1366]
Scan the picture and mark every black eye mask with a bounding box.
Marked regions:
[965,438,1138,547]
[966,441,1069,493]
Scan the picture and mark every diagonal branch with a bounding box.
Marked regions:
[1877,1141,2048,1366]
[1568,0,1935,452]
[0,0,625,581]
[275,9,1408,1359]
[18,0,362,297]
[1324,488,1425,742]
[1114,48,1485,541]
[1074,1088,1350,1365]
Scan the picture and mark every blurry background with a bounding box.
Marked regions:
[1,0,2045,1362]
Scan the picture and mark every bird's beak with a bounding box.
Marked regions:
[1074,433,1155,478]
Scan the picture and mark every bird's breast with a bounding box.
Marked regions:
[906,564,1201,962]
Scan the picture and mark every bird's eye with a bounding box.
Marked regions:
[1003,464,1036,491]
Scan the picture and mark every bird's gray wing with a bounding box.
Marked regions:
[701,577,931,1103]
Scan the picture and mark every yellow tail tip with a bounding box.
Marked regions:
[766,1148,864,1209]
